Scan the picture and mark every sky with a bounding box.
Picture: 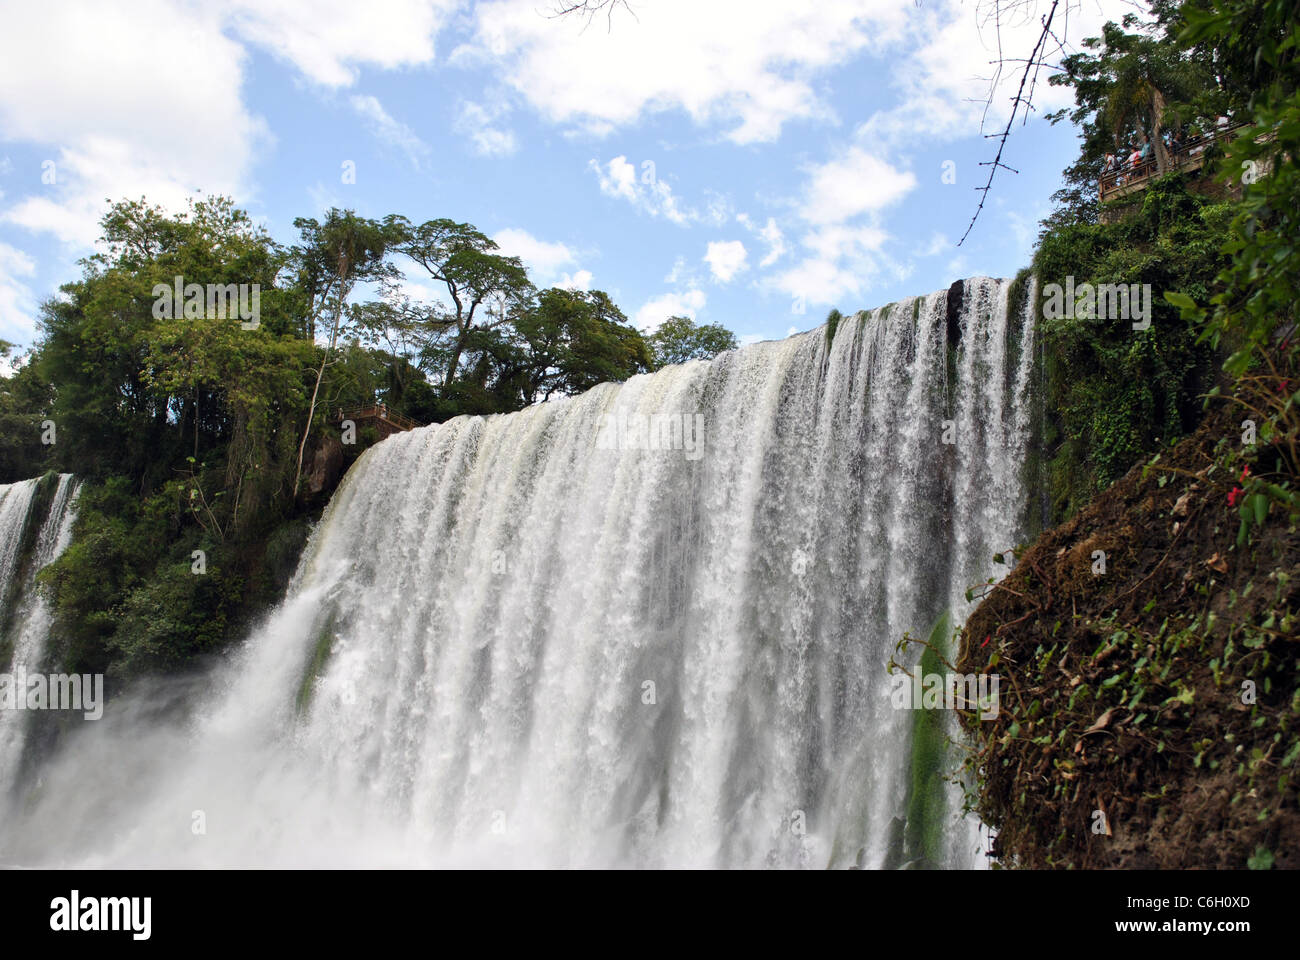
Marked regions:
[0,0,1144,352]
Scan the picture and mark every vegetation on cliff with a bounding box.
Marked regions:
[958,0,1298,869]
[0,200,737,677]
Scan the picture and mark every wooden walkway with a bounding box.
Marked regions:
[339,404,423,439]
[1099,122,1247,203]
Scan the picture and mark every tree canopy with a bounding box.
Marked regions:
[0,197,735,676]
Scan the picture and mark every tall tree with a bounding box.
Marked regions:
[386,217,534,386]
[290,210,394,496]
[1043,6,1217,228]
[512,287,653,401]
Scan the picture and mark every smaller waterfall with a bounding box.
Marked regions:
[0,479,41,608]
[0,474,80,785]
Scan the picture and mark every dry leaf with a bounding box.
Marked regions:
[1083,708,1115,735]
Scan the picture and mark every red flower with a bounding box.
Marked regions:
[1240,463,1251,483]
[1278,379,1290,395]
[1228,486,1244,507]
[981,635,992,648]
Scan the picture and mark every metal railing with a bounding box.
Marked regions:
[339,404,423,432]
[1098,122,1247,202]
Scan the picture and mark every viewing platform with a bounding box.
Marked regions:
[338,403,423,439]
[1098,122,1247,204]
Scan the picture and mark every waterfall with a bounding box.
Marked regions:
[0,479,41,610]
[0,474,80,785]
[0,278,1035,868]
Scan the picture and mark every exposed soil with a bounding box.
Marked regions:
[958,399,1299,869]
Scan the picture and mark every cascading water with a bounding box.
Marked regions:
[0,474,80,785]
[0,479,42,609]
[0,278,1036,868]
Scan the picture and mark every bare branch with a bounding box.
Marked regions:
[958,0,1062,246]
[548,0,637,33]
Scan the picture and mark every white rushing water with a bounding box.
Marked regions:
[0,479,41,607]
[0,278,1035,868]
[0,474,80,786]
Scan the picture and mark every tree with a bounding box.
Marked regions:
[1043,5,1218,229]
[1173,0,1299,376]
[0,343,53,483]
[513,288,653,400]
[290,210,395,497]
[646,315,738,368]
[386,217,534,386]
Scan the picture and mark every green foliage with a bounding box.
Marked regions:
[824,308,844,349]
[1247,846,1275,869]
[385,216,534,386]
[0,194,701,677]
[0,351,52,483]
[1034,177,1232,522]
[512,288,653,399]
[1174,0,1300,377]
[645,315,738,369]
[1044,2,1227,229]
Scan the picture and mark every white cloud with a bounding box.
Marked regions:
[493,227,595,291]
[226,0,456,88]
[921,232,950,257]
[757,145,915,307]
[768,223,900,308]
[350,94,430,166]
[800,147,916,224]
[0,0,461,251]
[737,212,788,267]
[390,268,450,308]
[592,155,639,203]
[634,289,707,333]
[456,100,518,157]
[704,240,748,284]
[1004,207,1042,263]
[492,227,581,285]
[0,0,267,248]
[306,180,346,218]
[0,242,38,344]
[856,0,1123,149]
[463,0,911,143]
[557,269,593,291]
[590,156,694,225]
[702,192,731,227]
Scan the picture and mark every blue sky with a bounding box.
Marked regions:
[0,0,1137,352]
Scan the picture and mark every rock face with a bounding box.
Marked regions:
[959,402,1299,869]
[946,279,964,348]
[305,433,345,498]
